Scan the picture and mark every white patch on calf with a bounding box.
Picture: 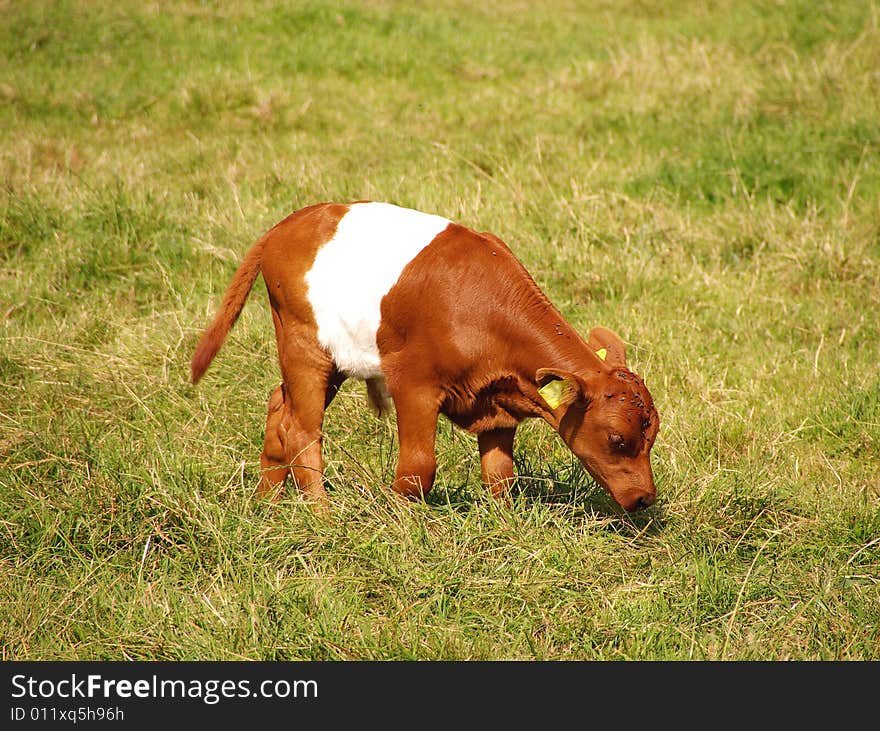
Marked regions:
[305,202,451,379]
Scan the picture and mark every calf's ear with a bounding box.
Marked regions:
[587,326,627,367]
[535,368,581,409]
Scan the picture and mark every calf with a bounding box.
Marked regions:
[191,201,659,511]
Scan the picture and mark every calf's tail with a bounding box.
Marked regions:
[190,235,266,384]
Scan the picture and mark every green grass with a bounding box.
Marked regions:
[1,0,878,660]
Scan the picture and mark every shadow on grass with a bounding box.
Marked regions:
[241,458,665,537]
[422,456,666,537]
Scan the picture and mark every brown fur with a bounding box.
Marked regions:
[191,202,660,512]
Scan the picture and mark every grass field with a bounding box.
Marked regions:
[1,0,878,660]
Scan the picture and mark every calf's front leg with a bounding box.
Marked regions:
[478,427,516,500]
[390,387,441,499]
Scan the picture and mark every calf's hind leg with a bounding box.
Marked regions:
[258,384,290,499]
[257,370,346,503]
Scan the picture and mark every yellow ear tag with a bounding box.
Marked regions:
[596,348,607,361]
[538,379,567,409]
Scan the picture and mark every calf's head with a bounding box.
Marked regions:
[536,327,659,512]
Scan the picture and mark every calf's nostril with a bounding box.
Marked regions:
[638,493,656,509]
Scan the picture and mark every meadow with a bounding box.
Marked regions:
[1,0,878,660]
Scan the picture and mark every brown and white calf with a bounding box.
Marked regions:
[191,201,660,511]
